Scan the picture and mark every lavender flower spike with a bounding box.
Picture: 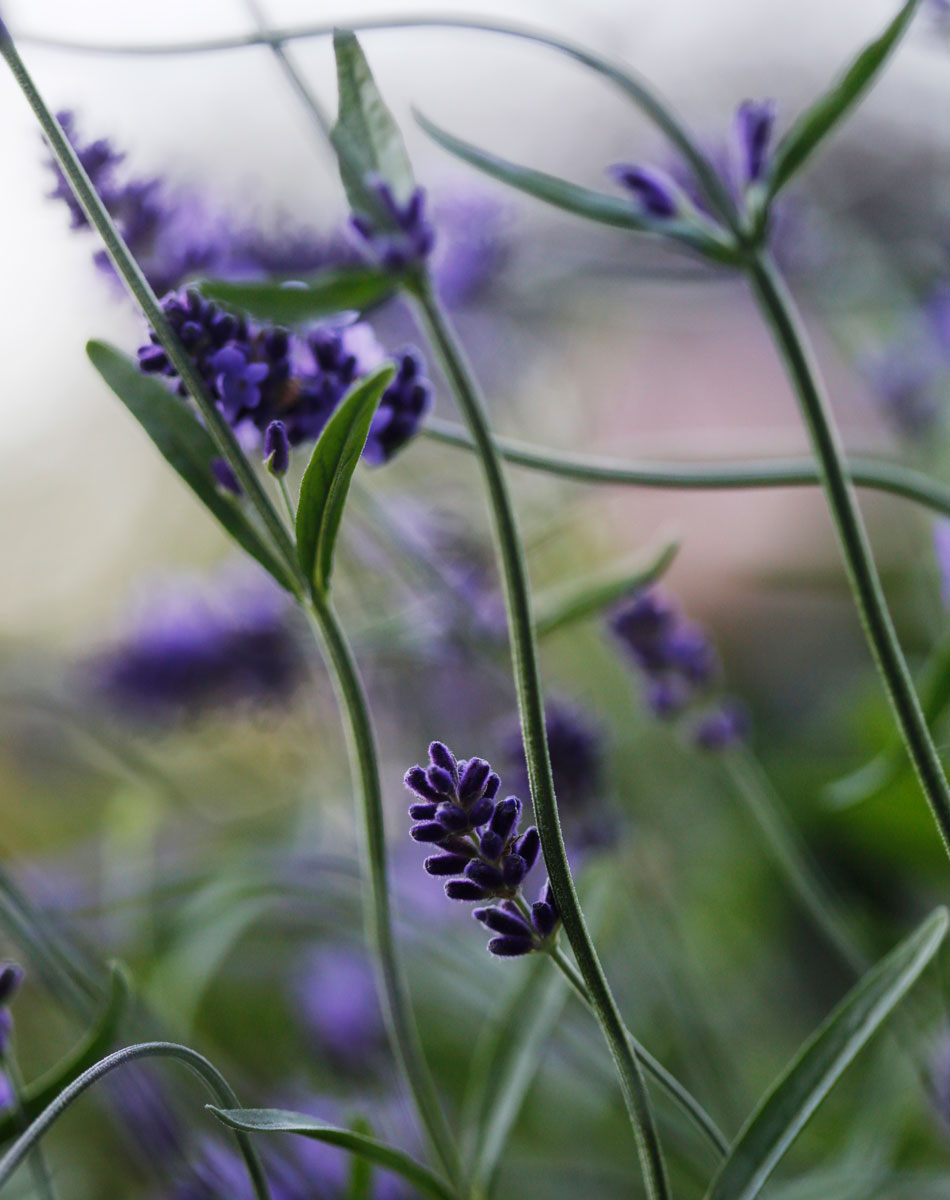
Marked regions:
[405,743,559,957]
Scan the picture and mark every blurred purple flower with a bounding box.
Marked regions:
[139,289,430,467]
[860,340,941,440]
[934,520,950,609]
[610,588,747,751]
[350,178,436,272]
[430,190,512,306]
[83,568,304,724]
[294,943,385,1073]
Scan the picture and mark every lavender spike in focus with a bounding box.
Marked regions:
[405,743,560,956]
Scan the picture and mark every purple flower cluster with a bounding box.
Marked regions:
[0,965,24,1114]
[85,569,304,723]
[610,99,777,222]
[350,176,436,272]
[138,288,431,470]
[47,111,348,296]
[405,742,558,957]
[610,588,748,751]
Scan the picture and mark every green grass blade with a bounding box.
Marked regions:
[704,906,948,1200]
[209,1108,457,1200]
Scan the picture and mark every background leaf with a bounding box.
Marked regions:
[87,341,298,593]
[295,364,395,594]
[414,110,738,264]
[199,268,395,325]
[704,906,948,1200]
[767,0,920,195]
[331,29,415,216]
[208,1107,457,1200]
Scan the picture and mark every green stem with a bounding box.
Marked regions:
[0,23,302,594]
[422,417,950,520]
[0,1042,271,1200]
[409,276,670,1200]
[723,750,867,975]
[748,253,950,864]
[546,945,729,1158]
[240,0,334,140]
[305,594,463,1191]
[11,13,737,223]
[3,1042,58,1200]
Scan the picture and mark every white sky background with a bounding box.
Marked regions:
[1,0,949,636]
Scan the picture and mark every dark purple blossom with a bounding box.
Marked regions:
[84,568,305,723]
[610,587,747,749]
[405,743,557,957]
[350,177,436,271]
[264,420,290,478]
[139,289,429,469]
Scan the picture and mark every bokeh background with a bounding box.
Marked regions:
[4,1,950,1197]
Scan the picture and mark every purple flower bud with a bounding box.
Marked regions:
[514,827,541,871]
[609,164,680,218]
[733,99,776,186]
[426,765,457,797]
[691,698,750,752]
[0,965,24,1009]
[435,802,469,831]
[425,853,472,876]
[531,900,558,940]
[488,936,535,957]
[410,822,447,844]
[474,905,533,938]
[466,860,505,891]
[429,741,458,783]
[469,796,496,828]
[439,835,477,860]
[490,797,521,842]
[408,802,438,820]
[502,854,527,888]
[405,766,442,803]
[446,879,489,902]
[211,458,242,497]
[483,772,501,801]
[263,419,290,477]
[479,829,504,860]
[459,757,491,803]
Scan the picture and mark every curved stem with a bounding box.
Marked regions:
[305,595,463,1190]
[0,1042,271,1200]
[3,1043,58,1200]
[422,418,950,519]
[0,24,302,593]
[13,14,735,226]
[748,253,950,864]
[409,275,670,1200]
[547,944,730,1158]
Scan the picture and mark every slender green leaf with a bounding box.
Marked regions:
[209,1108,457,1200]
[414,110,739,264]
[0,962,129,1143]
[332,29,415,216]
[768,0,920,196]
[295,364,395,594]
[704,906,948,1200]
[87,341,298,593]
[534,539,679,639]
[200,267,395,325]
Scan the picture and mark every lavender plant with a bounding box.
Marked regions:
[5,3,950,1199]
